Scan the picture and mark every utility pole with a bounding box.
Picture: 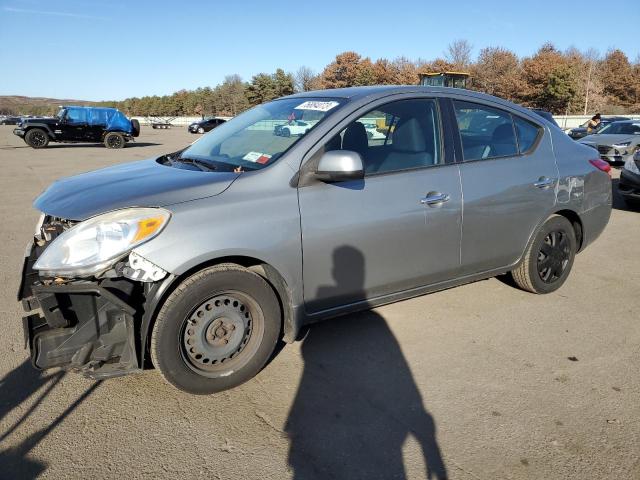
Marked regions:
[584,60,593,115]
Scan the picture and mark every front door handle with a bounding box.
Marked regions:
[534,177,555,189]
[420,192,450,206]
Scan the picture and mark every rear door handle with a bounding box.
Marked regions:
[534,177,555,189]
[420,192,450,206]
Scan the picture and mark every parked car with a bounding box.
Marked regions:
[188,117,226,134]
[578,120,640,164]
[568,116,629,140]
[18,86,611,394]
[13,106,140,149]
[619,149,640,209]
[274,120,316,137]
[528,108,559,128]
[1,115,23,125]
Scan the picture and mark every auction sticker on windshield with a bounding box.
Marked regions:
[243,152,272,164]
[295,101,339,112]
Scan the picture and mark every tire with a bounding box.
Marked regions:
[623,197,640,210]
[511,215,577,294]
[197,127,205,134]
[130,119,140,137]
[282,128,291,137]
[24,128,49,148]
[151,263,281,394]
[104,132,125,149]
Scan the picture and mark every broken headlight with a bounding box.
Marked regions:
[34,208,170,277]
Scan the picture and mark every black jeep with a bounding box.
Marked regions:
[13,106,140,149]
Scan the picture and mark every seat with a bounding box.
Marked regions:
[342,122,368,158]
[378,117,433,172]
[489,123,517,157]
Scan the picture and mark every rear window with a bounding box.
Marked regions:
[514,116,541,153]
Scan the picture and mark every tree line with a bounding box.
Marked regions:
[8,41,640,117]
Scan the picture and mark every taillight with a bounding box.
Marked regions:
[589,159,611,176]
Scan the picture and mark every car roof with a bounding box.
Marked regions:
[285,85,540,119]
[63,105,118,111]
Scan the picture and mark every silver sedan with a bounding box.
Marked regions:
[19,86,612,394]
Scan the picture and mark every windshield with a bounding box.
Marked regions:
[180,97,345,171]
[597,122,640,135]
[56,108,66,119]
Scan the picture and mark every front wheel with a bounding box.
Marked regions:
[511,215,577,294]
[151,264,281,394]
[197,127,205,134]
[104,132,125,149]
[24,128,49,148]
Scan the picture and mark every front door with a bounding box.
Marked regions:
[60,107,88,141]
[299,97,462,314]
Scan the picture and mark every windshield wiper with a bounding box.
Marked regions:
[172,156,217,172]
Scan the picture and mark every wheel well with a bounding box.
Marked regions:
[554,209,584,251]
[142,256,293,368]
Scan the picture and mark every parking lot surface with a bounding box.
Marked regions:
[0,125,638,480]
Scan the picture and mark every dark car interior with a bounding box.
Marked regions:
[326,99,441,175]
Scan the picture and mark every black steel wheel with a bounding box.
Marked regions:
[151,264,281,394]
[511,215,576,294]
[180,292,263,376]
[24,128,49,148]
[104,132,125,149]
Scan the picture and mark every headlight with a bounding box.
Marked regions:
[624,157,640,175]
[613,141,631,148]
[34,208,170,277]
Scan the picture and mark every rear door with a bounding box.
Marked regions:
[298,96,462,314]
[448,98,558,274]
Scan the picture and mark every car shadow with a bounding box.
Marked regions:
[611,177,638,212]
[0,360,100,479]
[285,246,447,480]
[45,142,161,149]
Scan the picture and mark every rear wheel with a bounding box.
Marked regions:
[24,128,49,148]
[197,127,205,134]
[151,264,281,394]
[511,215,576,294]
[104,132,125,149]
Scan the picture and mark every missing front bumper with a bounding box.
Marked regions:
[19,243,143,379]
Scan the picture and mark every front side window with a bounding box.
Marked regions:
[66,107,87,124]
[181,97,345,171]
[325,98,442,175]
[454,101,518,160]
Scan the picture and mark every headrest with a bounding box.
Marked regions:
[393,118,426,153]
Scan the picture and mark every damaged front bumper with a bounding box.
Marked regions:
[18,232,173,379]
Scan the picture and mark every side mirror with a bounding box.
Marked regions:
[315,150,364,182]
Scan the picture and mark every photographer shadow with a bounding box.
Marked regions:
[285,246,447,479]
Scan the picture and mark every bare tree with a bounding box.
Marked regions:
[294,66,317,92]
[445,40,473,70]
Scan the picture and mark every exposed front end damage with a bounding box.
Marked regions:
[18,215,171,379]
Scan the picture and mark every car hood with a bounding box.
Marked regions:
[22,117,57,125]
[579,134,636,145]
[34,158,240,220]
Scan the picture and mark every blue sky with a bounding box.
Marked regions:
[1,0,638,101]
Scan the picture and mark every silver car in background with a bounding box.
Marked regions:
[579,120,640,165]
[18,86,612,394]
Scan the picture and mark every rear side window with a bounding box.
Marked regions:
[514,116,540,153]
[453,101,518,161]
